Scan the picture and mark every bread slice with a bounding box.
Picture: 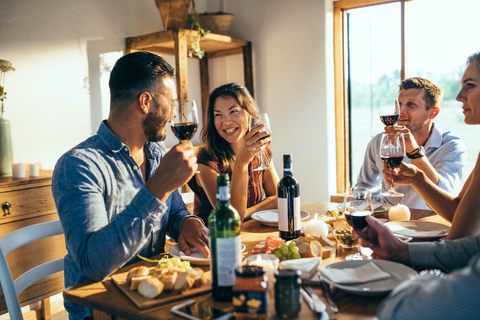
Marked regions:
[174,271,195,291]
[130,275,150,291]
[187,267,207,288]
[126,266,151,284]
[138,277,164,298]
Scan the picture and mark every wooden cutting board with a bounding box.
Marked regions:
[111,271,212,309]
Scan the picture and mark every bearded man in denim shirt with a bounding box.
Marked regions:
[52,51,209,320]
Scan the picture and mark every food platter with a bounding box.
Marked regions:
[251,209,310,227]
[320,260,417,296]
[168,243,246,265]
[111,270,211,309]
[337,201,391,213]
[385,221,449,241]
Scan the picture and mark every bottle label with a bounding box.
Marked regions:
[215,236,242,286]
[278,197,301,232]
[217,185,230,201]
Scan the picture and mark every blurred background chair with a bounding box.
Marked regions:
[0,220,65,320]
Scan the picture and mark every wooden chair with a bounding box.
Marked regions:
[0,220,64,320]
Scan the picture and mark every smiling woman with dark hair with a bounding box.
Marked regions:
[188,82,278,223]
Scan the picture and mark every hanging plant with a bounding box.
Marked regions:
[188,0,209,59]
[0,59,16,118]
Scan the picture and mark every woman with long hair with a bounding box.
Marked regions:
[188,83,278,223]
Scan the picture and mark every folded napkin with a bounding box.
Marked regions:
[256,210,278,222]
[320,262,391,284]
[180,246,207,260]
[388,225,448,237]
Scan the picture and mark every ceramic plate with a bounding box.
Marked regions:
[385,221,449,240]
[251,209,310,227]
[337,201,391,213]
[321,260,417,296]
[168,243,246,265]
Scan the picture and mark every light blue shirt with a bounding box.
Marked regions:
[52,121,197,320]
[355,125,467,209]
[377,236,480,319]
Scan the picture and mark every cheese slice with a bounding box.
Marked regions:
[279,257,321,279]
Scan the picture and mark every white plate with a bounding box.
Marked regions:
[337,201,391,213]
[168,243,246,265]
[321,260,417,295]
[251,209,310,227]
[385,220,449,240]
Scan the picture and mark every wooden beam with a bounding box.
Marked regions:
[401,0,407,80]
[173,30,189,104]
[243,42,254,98]
[334,6,346,193]
[199,57,209,125]
[334,0,400,10]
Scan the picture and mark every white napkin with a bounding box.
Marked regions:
[179,246,207,260]
[388,225,448,237]
[320,262,391,284]
[256,210,278,222]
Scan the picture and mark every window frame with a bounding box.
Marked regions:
[333,0,409,193]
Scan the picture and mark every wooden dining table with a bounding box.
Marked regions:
[63,201,451,320]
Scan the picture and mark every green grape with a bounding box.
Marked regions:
[292,252,301,259]
[274,249,283,259]
[287,251,293,258]
[290,246,299,254]
[288,241,297,249]
[280,243,289,255]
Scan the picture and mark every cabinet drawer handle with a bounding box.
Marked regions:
[2,201,12,216]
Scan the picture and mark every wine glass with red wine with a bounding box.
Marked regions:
[344,191,374,261]
[380,133,405,197]
[171,100,198,141]
[379,98,400,127]
[249,113,272,171]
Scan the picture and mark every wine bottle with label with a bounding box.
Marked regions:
[277,154,301,240]
[208,174,242,301]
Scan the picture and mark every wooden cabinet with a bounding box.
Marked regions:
[125,29,254,119]
[0,170,67,318]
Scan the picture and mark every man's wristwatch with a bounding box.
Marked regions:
[406,147,425,159]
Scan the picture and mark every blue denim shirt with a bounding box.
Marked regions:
[52,121,195,320]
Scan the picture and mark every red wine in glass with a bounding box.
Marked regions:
[379,98,400,127]
[345,210,373,230]
[381,155,404,168]
[171,122,198,141]
[380,114,400,126]
[170,100,198,142]
[380,133,405,197]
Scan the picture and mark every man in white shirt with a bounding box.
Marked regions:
[356,77,467,209]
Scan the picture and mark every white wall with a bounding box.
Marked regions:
[0,0,336,202]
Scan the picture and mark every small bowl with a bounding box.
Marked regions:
[333,228,358,248]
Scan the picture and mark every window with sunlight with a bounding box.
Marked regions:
[346,0,479,189]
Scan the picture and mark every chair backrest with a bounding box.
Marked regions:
[0,220,64,320]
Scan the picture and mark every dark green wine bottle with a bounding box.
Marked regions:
[208,174,242,302]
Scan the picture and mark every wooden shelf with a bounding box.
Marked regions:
[126,29,253,119]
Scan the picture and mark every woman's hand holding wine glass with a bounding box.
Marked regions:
[248,113,272,171]
[380,133,405,197]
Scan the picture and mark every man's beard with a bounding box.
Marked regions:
[143,110,169,142]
